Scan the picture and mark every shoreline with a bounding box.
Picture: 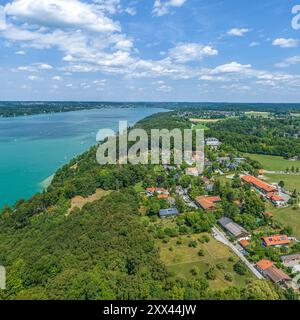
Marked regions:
[39,174,55,190]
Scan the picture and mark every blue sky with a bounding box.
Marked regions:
[0,0,300,102]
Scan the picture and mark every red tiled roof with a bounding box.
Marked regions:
[242,175,277,193]
[146,187,168,193]
[262,235,290,246]
[256,259,273,270]
[239,239,250,248]
[157,194,169,199]
[196,196,221,210]
[268,194,284,202]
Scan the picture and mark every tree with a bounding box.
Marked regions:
[233,261,247,275]
[278,181,285,188]
[242,280,285,300]
[206,266,217,280]
[224,274,233,282]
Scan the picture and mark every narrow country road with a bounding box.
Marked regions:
[212,226,264,280]
[184,192,265,280]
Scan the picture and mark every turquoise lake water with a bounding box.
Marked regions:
[0,107,163,207]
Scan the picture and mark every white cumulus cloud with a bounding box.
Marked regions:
[168,43,218,63]
[227,28,250,37]
[52,76,63,81]
[4,0,120,33]
[0,5,6,30]
[153,0,187,17]
[210,62,252,74]
[272,38,299,48]
[275,55,300,67]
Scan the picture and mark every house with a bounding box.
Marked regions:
[262,235,290,247]
[176,186,184,196]
[218,217,251,240]
[266,193,286,207]
[239,239,250,249]
[185,167,199,177]
[217,157,230,164]
[201,176,211,185]
[205,137,221,150]
[168,197,176,206]
[159,208,179,218]
[205,183,214,192]
[157,194,169,200]
[241,175,277,194]
[281,254,300,267]
[227,162,239,170]
[233,157,245,164]
[256,260,292,287]
[146,187,169,196]
[196,195,221,211]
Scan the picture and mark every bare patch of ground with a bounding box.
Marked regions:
[67,189,111,216]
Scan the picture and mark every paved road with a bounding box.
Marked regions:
[180,193,265,280]
[212,226,264,280]
[264,170,300,175]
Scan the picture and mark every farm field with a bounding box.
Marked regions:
[244,153,300,171]
[157,234,253,290]
[264,173,300,192]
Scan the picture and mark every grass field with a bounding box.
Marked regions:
[157,234,253,290]
[192,123,210,130]
[267,203,300,239]
[189,118,223,123]
[264,173,300,192]
[291,113,300,117]
[244,153,300,171]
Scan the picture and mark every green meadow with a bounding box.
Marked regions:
[244,153,300,171]
[269,204,300,239]
[264,173,300,192]
[157,234,253,290]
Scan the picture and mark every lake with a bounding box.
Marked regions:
[0,107,163,207]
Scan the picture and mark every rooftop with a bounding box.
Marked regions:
[218,217,250,239]
[281,254,300,264]
[242,175,277,193]
[239,239,250,248]
[262,235,290,247]
[159,208,179,217]
[256,259,273,270]
[196,195,221,210]
[267,193,284,202]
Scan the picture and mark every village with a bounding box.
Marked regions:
[141,135,300,294]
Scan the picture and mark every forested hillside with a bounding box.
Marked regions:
[0,111,290,300]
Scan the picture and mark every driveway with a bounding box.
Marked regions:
[212,226,264,280]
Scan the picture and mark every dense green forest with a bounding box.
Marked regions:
[208,117,300,158]
[0,110,297,300]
